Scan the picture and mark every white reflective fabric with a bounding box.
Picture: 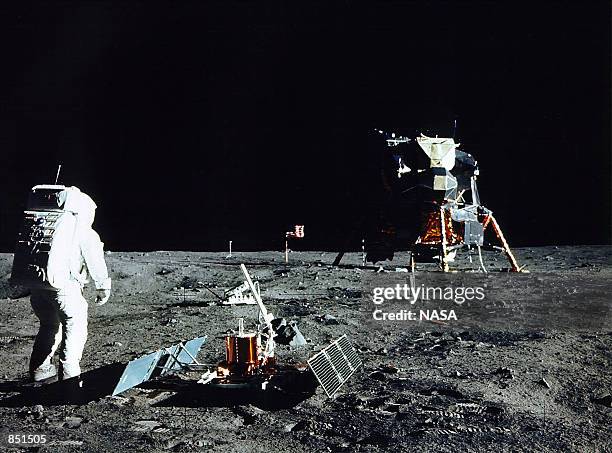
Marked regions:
[47,186,111,289]
[28,187,111,380]
[30,282,89,380]
[45,212,78,289]
[433,174,458,191]
[416,135,458,170]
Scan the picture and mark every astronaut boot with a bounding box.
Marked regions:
[31,363,57,383]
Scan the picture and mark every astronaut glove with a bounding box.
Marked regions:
[95,289,111,306]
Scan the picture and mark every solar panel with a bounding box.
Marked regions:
[182,336,208,362]
[159,336,208,375]
[307,335,362,398]
[112,350,162,396]
[112,336,207,396]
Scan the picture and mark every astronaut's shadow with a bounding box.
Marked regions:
[0,363,125,407]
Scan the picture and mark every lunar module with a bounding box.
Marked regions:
[111,265,362,399]
[335,131,523,272]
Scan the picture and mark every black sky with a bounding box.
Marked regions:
[1,2,610,251]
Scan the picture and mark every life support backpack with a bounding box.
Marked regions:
[10,185,79,290]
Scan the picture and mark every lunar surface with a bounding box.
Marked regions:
[0,246,610,452]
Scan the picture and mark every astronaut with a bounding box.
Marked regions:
[26,187,111,382]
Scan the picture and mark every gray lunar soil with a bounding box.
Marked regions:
[0,246,610,452]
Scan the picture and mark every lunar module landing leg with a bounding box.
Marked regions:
[481,214,521,272]
[409,207,523,273]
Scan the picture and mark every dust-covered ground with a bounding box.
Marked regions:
[0,246,610,452]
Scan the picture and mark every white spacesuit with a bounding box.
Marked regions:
[28,187,111,382]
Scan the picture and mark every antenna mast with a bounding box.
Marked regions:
[54,164,62,185]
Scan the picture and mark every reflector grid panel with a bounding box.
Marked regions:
[308,335,362,398]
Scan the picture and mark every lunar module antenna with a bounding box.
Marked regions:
[377,129,411,146]
[54,164,62,184]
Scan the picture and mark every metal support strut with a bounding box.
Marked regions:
[483,214,521,272]
[439,207,449,272]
